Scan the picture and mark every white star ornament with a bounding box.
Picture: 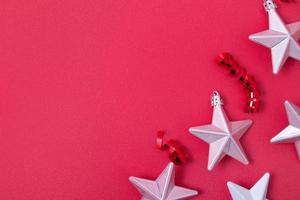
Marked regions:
[227,173,270,200]
[271,100,300,159]
[129,162,198,200]
[249,0,300,74]
[189,91,252,171]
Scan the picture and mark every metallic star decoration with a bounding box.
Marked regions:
[189,91,252,171]
[227,173,270,200]
[271,101,300,159]
[129,162,198,200]
[249,0,300,74]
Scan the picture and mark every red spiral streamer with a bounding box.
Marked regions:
[156,131,188,165]
[216,53,260,113]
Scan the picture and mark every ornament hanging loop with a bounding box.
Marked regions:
[211,91,223,107]
[264,0,277,12]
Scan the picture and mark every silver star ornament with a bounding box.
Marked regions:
[189,91,252,171]
[129,162,198,200]
[227,173,270,200]
[249,0,300,74]
[271,101,300,159]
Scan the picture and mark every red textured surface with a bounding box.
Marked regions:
[0,0,300,199]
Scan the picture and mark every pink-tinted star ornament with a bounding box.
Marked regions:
[271,101,300,159]
[249,0,300,74]
[227,173,270,200]
[129,162,198,200]
[189,91,252,171]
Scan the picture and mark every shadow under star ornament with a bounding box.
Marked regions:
[129,162,198,200]
[271,101,300,159]
[189,91,252,171]
[227,173,270,200]
[249,0,300,74]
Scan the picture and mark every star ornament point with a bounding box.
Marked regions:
[189,91,252,171]
[129,162,198,200]
[249,0,300,74]
[270,100,300,159]
[227,173,270,200]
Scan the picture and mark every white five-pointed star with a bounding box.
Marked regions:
[227,173,270,200]
[249,0,300,74]
[129,162,198,200]
[271,101,300,159]
[189,91,252,171]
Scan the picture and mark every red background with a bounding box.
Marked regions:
[0,0,300,199]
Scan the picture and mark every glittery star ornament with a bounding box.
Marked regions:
[227,173,270,200]
[129,162,198,200]
[189,91,252,171]
[271,101,300,159]
[249,0,300,74]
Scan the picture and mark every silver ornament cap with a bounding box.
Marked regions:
[264,0,277,12]
[211,91,223,107]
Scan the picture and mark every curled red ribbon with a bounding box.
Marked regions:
[216,53,261,113]
[156,131,188,165]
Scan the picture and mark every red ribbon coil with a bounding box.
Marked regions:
[216,52,260,113]
[156,131,188,165]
